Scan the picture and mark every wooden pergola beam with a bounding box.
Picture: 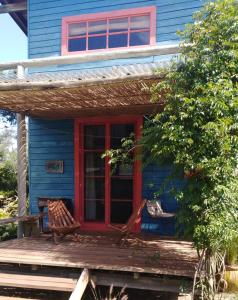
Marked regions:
[0,1,27,14]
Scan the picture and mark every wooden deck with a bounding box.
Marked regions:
[0,233,198,278]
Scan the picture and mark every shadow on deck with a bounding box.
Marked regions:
[0,232,197,279]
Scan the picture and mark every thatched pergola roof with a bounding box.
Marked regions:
[0,62,164,119]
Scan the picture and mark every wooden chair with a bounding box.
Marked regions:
[108,199,147,245]
[47,200,80,244]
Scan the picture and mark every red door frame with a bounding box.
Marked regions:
[74,115,143,232]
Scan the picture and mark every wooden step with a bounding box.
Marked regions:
[0,272,77,292]
[0,297,39,300]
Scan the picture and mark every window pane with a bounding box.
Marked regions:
[68,38,86,52]
[130,15,150,30]
[68,22,86,37]
[108,33,128,48]
[84,125,105,150]
[88,20,107,35]
[109,17,128,33]
[85,199,105,222]
[112,163,133,177]
[88,36,106,50]
[85,178,105,200]
[84,178,105,221]
[111,178,133,200]
[111,201,132,224]
[110,124,134,149]
[130,31,150,46]
[84,152,105,176]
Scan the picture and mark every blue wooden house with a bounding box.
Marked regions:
[0,1,205,295]
[0,0,204,236]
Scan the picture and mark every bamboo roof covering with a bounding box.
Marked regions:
[0,62,164,119]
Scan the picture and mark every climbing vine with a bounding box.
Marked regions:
[107,1,238,298]
[143,0,238,298]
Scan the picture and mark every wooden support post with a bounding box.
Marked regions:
[17,64,27,238]
[69,269,90,300]
[17,113,27,238]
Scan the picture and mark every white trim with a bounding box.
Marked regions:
[0,44,179,70]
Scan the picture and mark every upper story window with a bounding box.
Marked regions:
[62,6,156,55]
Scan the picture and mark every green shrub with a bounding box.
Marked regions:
[0,162,17,192]
[0,209,17,241]
[0,223,17,241]
[0,208,9,219]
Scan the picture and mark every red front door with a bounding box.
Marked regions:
[74,116,142,232]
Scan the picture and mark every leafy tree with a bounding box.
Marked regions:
[0,162,17,192]
[0,111,16,124]
[0,127,17,197]
[107,0,238,298]
[143,0,238,298]
[0,71,16,124]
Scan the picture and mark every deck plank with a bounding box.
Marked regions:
[0,234,198,278]
[0,272,77,291]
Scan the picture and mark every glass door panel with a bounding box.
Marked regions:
[84,125,105,222]
[110,124,134,224]
[84,125,105,150]
[84,178,105,221]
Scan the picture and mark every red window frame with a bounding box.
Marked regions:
[74,116,143,232]
[62,6,156,55]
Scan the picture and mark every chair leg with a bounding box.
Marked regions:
[117,232,127,246]
[72,232,79,242]
[53,232,59,244]
[119,232,131,246]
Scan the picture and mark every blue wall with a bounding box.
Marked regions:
[27,1,202,234]
[142,165,180,235]
[28,119,75,215]
[28,0,204,72]
[29,118,180,235]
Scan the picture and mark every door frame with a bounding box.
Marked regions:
[74,115,143,232]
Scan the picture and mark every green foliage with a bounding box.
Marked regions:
[0,209,17,241]
[0,208,9,219]
[0,124,18,241]
[226,236,238,265]
[0,111,16,125]
[0,194,18,216]
[102,134,135,174]
[141,0,238,255]
[0,162,17,192]
[0,223,17,241]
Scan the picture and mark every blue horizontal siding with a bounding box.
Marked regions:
[28,0,204,63]
[29,118,181,236]
[28,118,75,215]
[142,164,180,235]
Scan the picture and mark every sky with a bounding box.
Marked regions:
[0,13,27,62]
[0,14,26,131]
